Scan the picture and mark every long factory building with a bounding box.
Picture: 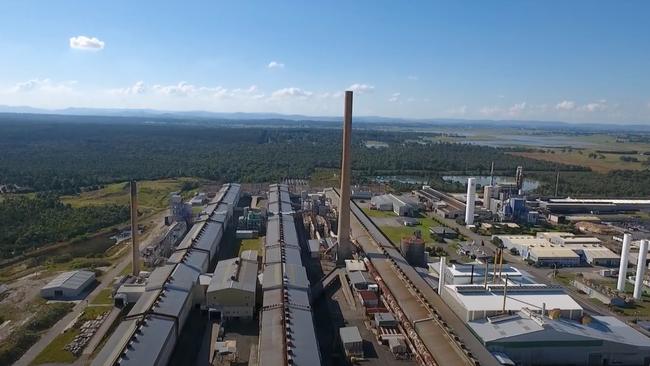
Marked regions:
[258,183,321,366]
[326,188,501,366]
[92,183,241,366]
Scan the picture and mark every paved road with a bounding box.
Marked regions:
[15,211,168,366]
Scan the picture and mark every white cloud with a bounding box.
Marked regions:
[69,35,105,50]
[271,87,313,99]
[579,99,607,112]
[555,100,576,111]
[109,81,146,95]
[388,92,400,102]
[152,81,199,96]
[407,75,418,81]
[508,102,527,116]
[480,106,502,116]
[348,83,375,94]
[9,78,75,93]
[267,61,285,69]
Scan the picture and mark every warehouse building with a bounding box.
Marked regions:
[440,282,583,322]
[258,184,320,366]
[527,245,581,267]
[370,193,417,216]
[206,250,259,320]
[41,270,95,299]
[430,261,525,286]
[468,310,650,366]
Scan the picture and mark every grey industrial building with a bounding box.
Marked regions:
[258,184,321,366]
[93,183,241,366]
[469,311,650,366]
[370,193,418,216]
[40,270,95,299]
[206,250,258,320]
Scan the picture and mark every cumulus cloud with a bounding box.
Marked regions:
[271,87,313,99]
[267,61,285,69]
[555,100,576,111]
[109,81,146,95]
[9,78,75,93]
[579,99,607,112]
[388,92,400,102]
[508,102,527,116]
[348,83,375,94]
[69,35,105,50]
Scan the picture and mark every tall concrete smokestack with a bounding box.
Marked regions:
[337,91,353,263]
[130,180,140,277]
[465,178,476,226]
[617,233,632,292]
[634,239,648,300]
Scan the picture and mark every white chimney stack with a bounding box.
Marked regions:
[633,239,648,300]
[465,178,476,225]
[617,233,631,292]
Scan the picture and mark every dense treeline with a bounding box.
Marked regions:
[0,194,128,258]
[0,118,582,193]
[3,115,650,197]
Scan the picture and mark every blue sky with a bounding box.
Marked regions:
[0,1,649,123]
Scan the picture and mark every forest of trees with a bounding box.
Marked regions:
[0,116,584,193]
[2,114,650,258]
[0,194,128,258]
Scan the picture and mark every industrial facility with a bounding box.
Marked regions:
[92,183,241,366]
[206,249,259,320]
[258,183,321,366]
[434,258,650,365]
[494,232,620,267]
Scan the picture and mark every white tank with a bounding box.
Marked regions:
[617,233,631,292]
[465,178,476,225]
[634,239,648,300]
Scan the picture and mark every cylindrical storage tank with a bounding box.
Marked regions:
[634,239,649,300]
[617,233,632,292]
[465,178,476,225]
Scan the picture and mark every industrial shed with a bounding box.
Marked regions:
[41,270,95,299]
[206,251,258,320]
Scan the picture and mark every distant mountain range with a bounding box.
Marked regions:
[0,104,648,132]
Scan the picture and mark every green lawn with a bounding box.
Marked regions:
[90,288,113,305]
[31,329,78,365]
[378,214,445,247]
[362,207,397,218]
[31,305,112,365]
[61,177,202,211]
[239,237,262,255]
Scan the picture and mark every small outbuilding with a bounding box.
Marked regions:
[41,270,96,299]
[340,326,363,358]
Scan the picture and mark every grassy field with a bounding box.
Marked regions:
[362,207,398,218]
[61,177,202,211]
[511,150,646,173]
[90,288,113,305]
[31,305,112,365]
[378,214,444,247]
[309,168,340,188]
[238,237,262,255]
